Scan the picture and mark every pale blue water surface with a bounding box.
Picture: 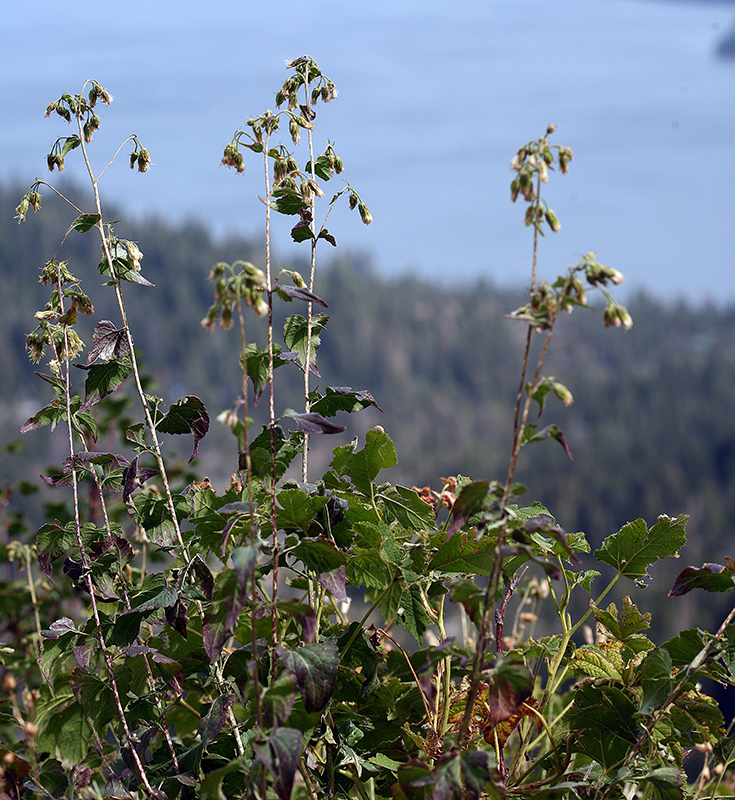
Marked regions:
[1,0,734,302]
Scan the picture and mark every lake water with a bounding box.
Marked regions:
[1,0,734,303]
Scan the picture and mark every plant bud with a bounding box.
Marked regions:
[3,674,17,692]
[553,381,574,406]
[137,148,152,173]
[289,119,300,145]
[544,209,561,232]
[510,179,520,202]
[348,193,358,211]
[358,203,372,225]
[308,179,324,197]
[546,124,557,135]
[510,148,526,171]
[333,155,344,174]
[253,295,269,317]
[24,721,38,737]
[130,150,139,169]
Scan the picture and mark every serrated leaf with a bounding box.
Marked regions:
[86,320,130,365]
[430,534,496,576]
[20,399,66,434]
[636,766,683,800]
[594,515,688,587]
[398,584,433,643]
[77,355,133,411]
[310,386,383,417]
[156,395,209,462]
[668,562,735,597]
[276,641,338,712]
[329,427,397,496]
[567,683,640,769]
[283,313,328,374]
[569,645,624,681]
[243,342,288,406]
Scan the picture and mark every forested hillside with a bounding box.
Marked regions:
[3,180,735,635]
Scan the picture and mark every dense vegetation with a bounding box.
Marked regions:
[4,183,735,573]
[3,64,735,800]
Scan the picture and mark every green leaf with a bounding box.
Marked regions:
[594,515,688,587]
[462,751,503,800]
[638,648,676,715]
[346,550,392,590]
[448,579,484,629]
[398,584,433,643]
[448,481,490,536]
[430,534,497,576]
[380,484,435,530]
[276,641,339,713]
[78,354,133,411]
[243,342,288,406]
[636,767,683,800]
[290,220,314,242]
[330,427,398,496]
[276,488,329,532]
[20,399,66,434]
[283,313,328,374]
[569,645,624,682]
[310,387,383,417]
[156,395,210,462]
[567,683,639,769]
[249,424,298,483]
[291,536,347,575]
[64,212,101,238]
[592,596,651,641]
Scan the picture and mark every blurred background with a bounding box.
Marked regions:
[2,0,734,300]
[2,0,735,639]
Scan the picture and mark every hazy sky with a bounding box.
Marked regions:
[2,0,734,303]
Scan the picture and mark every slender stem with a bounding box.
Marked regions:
[302,76,317,482]
[262,131,279,683]
[55,266,157,797]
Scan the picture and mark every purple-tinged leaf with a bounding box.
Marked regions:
[669,563,735,597]
[462,751,502,800]
[448,481,490,537]
[521,423,573,460]
[277,600,317,644]
[36,519,76,579]
[186,554,215,602]
[484,657,533,729]
[34,371,66,395]
[290,220,314,243]
[199,693,236,748]
[20,399,65,434]
[263,672,298,727]
[317,229,337,247]
[156,395,209,463]
[433,752,463,800]
[41,617,78,640]
[317,565,348,603]
[283,313,328,375]
[165,599,189,637]
[73,639,96,668]
[282,409,345,435]
[87,320,130,365]
[232,545,258,590]
[122,456,159,503]
[277,284,328,307]
[276,640,339,712]
[254,728,302,800]
[310,386,383,417]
